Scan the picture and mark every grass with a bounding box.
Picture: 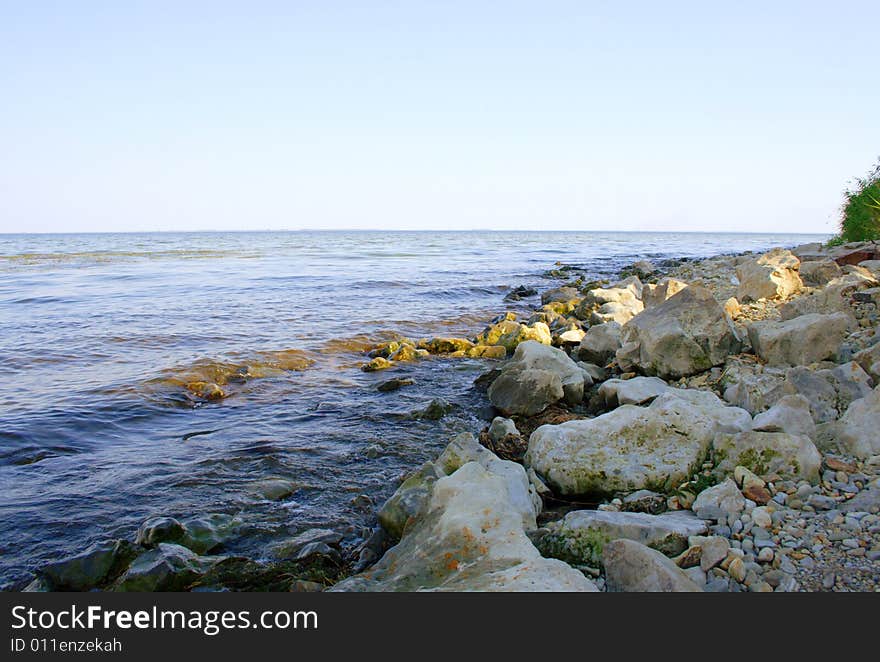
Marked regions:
[828,159,880,245]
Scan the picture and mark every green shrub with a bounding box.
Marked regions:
[836,159,880,243]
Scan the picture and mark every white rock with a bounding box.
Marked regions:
[333,462,596,592]
[526,402,718,497]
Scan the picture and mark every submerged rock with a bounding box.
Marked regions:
[377,377,415,392]
[113,543,213,592]
[362,356,393,372]
[39,540,138,591]
[246,478,299,501]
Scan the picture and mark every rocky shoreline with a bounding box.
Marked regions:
[336,238,880,592]
[22,239,880,592]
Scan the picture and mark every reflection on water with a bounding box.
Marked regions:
[0,230,827,587]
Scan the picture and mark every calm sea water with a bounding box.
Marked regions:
[0,230,826,587]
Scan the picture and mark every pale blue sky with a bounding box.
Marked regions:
[1,1,878,234]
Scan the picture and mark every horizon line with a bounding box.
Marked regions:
[0,228,833,236]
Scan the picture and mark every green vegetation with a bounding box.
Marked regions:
[830,158,880,244]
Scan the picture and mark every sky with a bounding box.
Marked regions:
[1,1,878,234]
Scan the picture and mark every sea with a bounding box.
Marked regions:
[0,230,827,587]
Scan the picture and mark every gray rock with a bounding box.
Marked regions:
[268,528,344,560]
[747,312,849,366]
[488,416,519,443]
[378,462,444,540]
[616,285,742,379]
[603,539,703,592]
[135,517,187,547]
[577,322,622,365]
[692,478,746,521]
[488,341,586,416]
[642,278,689,309]
[113,543,211,592]
[752,394,816,438]
[799,259,843,286]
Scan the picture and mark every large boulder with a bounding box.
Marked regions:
[713,431,821,483]
[332,463,597,592]
[837,386,880,459]
[598,376,669,407]
[577,322,622,365]
[526,399,720,497]
[539,510,707,566]
[379,432,541,541]
[747,312,849,366]
[736,248,802,302]
[602,539,703,592]
[488,341,587,416]
[616,285,742,379]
